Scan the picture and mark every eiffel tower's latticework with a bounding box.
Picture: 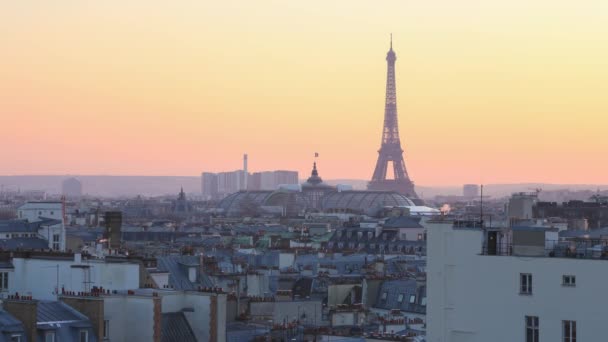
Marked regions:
[368,37,417,198]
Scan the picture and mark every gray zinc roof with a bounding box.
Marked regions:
[157,255,214,290]
[0,238,49,251]
[37,301,89,323]
[0,220,37,233]
[0,309,25,334]
[161,312,197,342]
[374,279,426,314]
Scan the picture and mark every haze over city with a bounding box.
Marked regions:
[2,0,608,186]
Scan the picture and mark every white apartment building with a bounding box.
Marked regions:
[17,201,64,222]
[1,252,140,300]
[17,201,66,251]
[427,219,604,342]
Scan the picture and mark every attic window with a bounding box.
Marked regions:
[409,295,416,304]
[421,297,427,306]
[397,294,404,303]
[381,292,387,300]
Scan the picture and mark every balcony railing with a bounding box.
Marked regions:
[482,239,608,260]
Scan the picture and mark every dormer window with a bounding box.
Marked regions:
[397,294,404,303]
[409,295,416,304]
[79,330,88,342]
[381,292,387,300]
[45,332,55,342]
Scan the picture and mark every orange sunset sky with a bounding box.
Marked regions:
[1,1,607,186]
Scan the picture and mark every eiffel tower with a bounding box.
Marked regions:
[368,36,418,198]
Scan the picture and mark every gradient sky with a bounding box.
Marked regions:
[1,1,607,186]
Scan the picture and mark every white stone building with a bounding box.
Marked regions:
[1,252,140,300]
[17,201,66,251]
[427,219,603,342]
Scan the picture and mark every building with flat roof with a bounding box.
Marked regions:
[427,220,605,342]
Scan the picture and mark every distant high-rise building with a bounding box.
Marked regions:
[243,153,248,190]
[201,172,218,200]
[368,36,417,198]
[463,184,480,198]
[248,170,299,191]
[508,192,538,220]
[217,170,248,195]
[274,170,299,186]
[248,172,262,191]
[62,177,83,198]
[201,155,298,197]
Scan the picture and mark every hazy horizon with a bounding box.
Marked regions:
[2,175,607,199]
[2,173,608,189]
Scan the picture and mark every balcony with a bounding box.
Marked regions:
[482,239,608,260]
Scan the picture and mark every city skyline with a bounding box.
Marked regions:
[2,1,608,186]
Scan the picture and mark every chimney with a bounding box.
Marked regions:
[4,299,38,342]
[60,296,105,341]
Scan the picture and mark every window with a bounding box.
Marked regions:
[79,330,88,342]
[381,292,387,300]
[397,294,404,303]
[103,319,109,339]
[563,275,576,287]
[525,316,539,342]
[50,211,54,215]
[563,320,576,342]
[520,273,533,295]
[45,332,55,342]
[52,234,60,250]
[10,334,21,342]
[409,294,416,304]
[0,272,9,291]
[421,297,427,306]
[417,233,423,241]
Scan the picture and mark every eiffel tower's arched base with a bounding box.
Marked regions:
[367,179,418,199]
